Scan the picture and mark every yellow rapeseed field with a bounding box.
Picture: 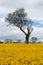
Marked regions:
[0,43,43,65]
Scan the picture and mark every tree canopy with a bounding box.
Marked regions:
[6,8,32,29]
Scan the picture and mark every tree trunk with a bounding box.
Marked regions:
[25,34,30,43]
[20,27,32,44]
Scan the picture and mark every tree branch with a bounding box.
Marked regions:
[30,28,33,33]
[20,27,26,35]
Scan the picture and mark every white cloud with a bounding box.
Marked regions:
[31,26,43,39]
[0,0,43,20]
[0,17,22,37]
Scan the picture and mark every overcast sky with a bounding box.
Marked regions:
[0,0,43,20]
[0,0,43,41]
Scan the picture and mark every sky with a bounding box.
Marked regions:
[0,0,43,42]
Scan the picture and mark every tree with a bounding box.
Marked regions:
[5,8,33,43]
[31,37,38,43]
[17,39,21,43]
[0,41,3,43]
[4,39,12,43]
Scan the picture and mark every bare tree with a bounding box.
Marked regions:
[5,8,33,43]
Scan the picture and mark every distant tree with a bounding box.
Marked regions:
[4,39,9,43]
[5,8,33,43]
[4,39,12,43]
[0,41,3,43]
[17,39,21,43]
[31,37,38,43]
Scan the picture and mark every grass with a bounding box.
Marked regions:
[0,43,43,65]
